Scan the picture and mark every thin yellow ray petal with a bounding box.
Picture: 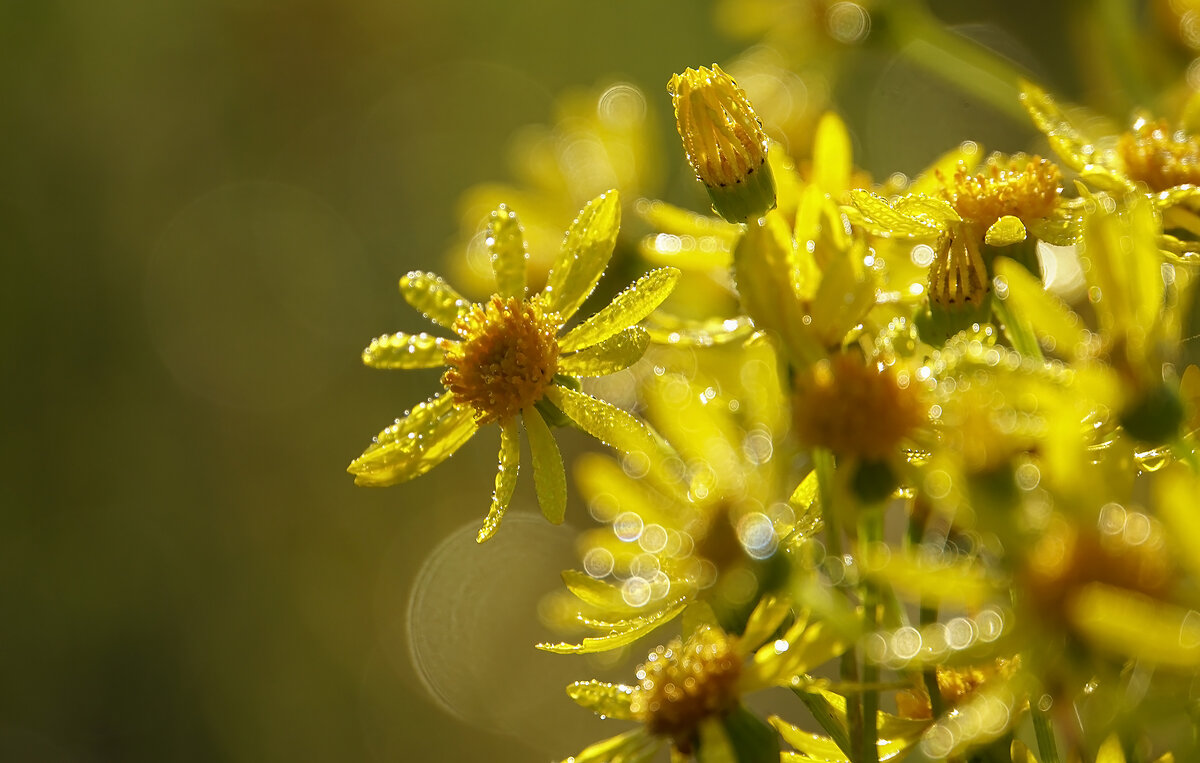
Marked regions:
[547,384,675,463]
[559,267,680,352]
[543,191,621,320]
[558,326,650,377]
[361,332,449,369]
[399,270,471,329]
[523,407,566,525]
[476,419,520,542]
[486,204,528,300]
[349,394,478,486]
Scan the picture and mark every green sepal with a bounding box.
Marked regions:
[705,160,778,224]
[1121,382,1184,443]
[916,293,993,346]
[720,704,780,763]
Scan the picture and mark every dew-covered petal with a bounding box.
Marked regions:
[361,332,449,369]
[537,599,688,654]
[523,406,566,525]
[894,194,961,226]
[559,326,650,377]
[849,190,943,239]
[547,384,675,463]
[566,680,637,720]
[984,215,1027,246]
[636,197,740,240]
[559,267,679,352]
[476,419,520,543]
[399,270,471,329]
[1028,200,1084,246]
[487,204,528,300]
[349,394,478,486]
[645,313,756,347]
[543,190,621,320]
[1019,79,1096,172]
[564,729,661,763]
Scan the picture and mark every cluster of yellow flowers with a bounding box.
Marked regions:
[348,16,1200,763]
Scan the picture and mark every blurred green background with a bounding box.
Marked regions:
[1,1,1177,761]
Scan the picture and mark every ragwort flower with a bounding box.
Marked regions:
[349,191,680,541]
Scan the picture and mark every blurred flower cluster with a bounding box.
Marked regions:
[349,2,1200,761]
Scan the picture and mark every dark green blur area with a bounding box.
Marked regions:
[0,2,733,761]
[0,1,1182,761]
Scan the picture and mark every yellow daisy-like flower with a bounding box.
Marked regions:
[349,191,680,541]
[562,596,847,763]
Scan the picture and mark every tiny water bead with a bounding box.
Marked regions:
[442,295,561,424]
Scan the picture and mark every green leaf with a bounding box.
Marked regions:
[723,705,780,763]
[399,270,471,329]
[565,680,636,720]
[544,190,621,320]
[476,419,520,542]
[548,385,676,464]
[559,326,650,377]
[559,267,680,352]
[361,331,447,369]
[486,204,528,299]
[349,394,478,486]
[984,215,1028,246]
[524,407,566,525]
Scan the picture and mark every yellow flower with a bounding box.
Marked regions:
[669,64,777,223]
[561,596,847,763]
[348,191,680,541]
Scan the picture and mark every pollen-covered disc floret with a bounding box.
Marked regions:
[793,353,926,461]
[442,295,561,424]
[946,154,1061,225]
[630,627,742,750]
[1118,118,1200,191]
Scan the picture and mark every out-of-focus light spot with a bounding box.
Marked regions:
[621,576,652,607]
[909,282,925,296]
[911,243,935,267]
[1180,610,1200,649]
[583,547,615,578]
[925,469,952,499]
[622,450,650,479]
[1098,502,1126,534]
[946,617,975,649]
[1014,462,1040,491]
[597,82,647,126]
[639,523,669,554]
[588,493,619,522]
[737,512,778,559]
[826,1,870,43]
[613,511,644,542]
[630,553,660,578]
[891,626,922,660]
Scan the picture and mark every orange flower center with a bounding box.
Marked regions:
[1118,118,1200,191]
[442,296,560,424]
[946,155,1061,225]
[793,353,925,461]
[630,629,741,751]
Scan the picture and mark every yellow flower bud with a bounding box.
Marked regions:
[668,64,776,223]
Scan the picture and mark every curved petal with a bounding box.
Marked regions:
[486,204,528,300]
[542,190,620,320]
[523,407,566,525]
[349,394,478,486]
[399,270,471,329]
[361,332,449,369]
[547,385,675,463]
[644,313,756,347]
[565,680,636,720]
[559,267,680,352]
[849,190,943,239]
[559,326,650,377]
[476,418,520,542]
[812,111,852,196]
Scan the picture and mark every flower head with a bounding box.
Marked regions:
[1117,117,1200,192]
[669,64,777,222]
[792,352,926,462]
[349,192,680,541]
[943,154,1062,226]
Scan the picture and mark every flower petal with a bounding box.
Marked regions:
[476,419,520,543]
[537,599,688,654]
[349,394,478,486]
[547,385,675,463]
[565,680,636,720]
[487,204,528,300]
[523,406,566,524]
[984,215,1027,246]
[559,267,680,352]
[812,111,852,196]
[563,729,660,763]
[543,190,620,320]
[361,332,448,369]
[559,326,650,377]
[645,313,756,347]
[399,270,471,329]
[849,190,943,239]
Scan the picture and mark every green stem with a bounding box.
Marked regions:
[919,603,945,719]
[1032,705,1062,763]
[882,0,1027,122]
[859,510,883,763]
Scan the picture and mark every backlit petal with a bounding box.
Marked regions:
[542,191,620,320]
[476,419,520,542]
[399,270,472,329]
[349,394,478,486]
[558,326,650,377]
[487,204,528,300]
[361,332,449,369]
[559,267,679,352]
[523,407,566,525]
